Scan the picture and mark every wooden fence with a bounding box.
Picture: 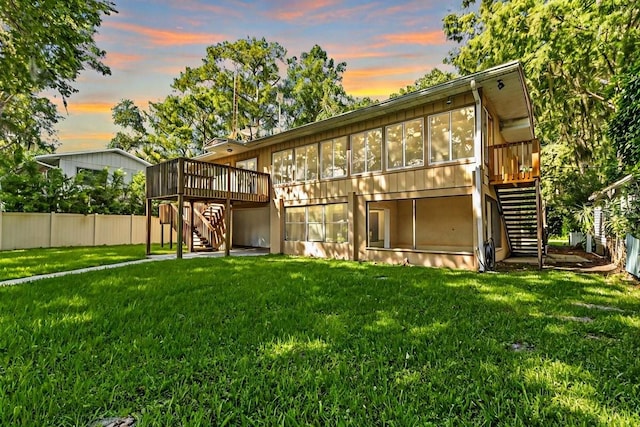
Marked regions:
[0,212,162,251]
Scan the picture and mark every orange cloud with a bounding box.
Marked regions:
[105,52,145,69]
[265,0,340,21]
[106,22,225,46]
[375,31,446,47]
[50,98,113,114]
[343,64,436,98]
[58,132,115,143]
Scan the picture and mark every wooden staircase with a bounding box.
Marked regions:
[192,203,225,251]
[496,184,541,257]
[163,203,226,252]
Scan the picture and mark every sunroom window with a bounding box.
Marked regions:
[320,137,347,179]
[386,118,424,170]
[429,106,475,164]
[351,128,382,174]
[295,144,319,182]
[284,204,349,243]
[272,149,294,184]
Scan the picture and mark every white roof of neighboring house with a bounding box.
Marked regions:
[35,148,151,167]
[589,174,635,202]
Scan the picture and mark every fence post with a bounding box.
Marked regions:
[49,212,54,248]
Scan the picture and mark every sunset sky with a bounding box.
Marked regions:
[52,0,462,152]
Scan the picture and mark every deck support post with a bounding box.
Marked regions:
[225,168,231,256]
[145,198,152,255]
[536,179,543,269]
[188,200,194,253]
[176,196,184,259]
[176,158,184,259]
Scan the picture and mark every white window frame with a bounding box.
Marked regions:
[272,149,294,185]
[385,118,424,171]
[320,136,348,179]
[428,106,475,165]
[295,144,319,182]
[236,157,257,171]
[350,128,382,175]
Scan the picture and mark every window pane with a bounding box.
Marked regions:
[451,107,474,160]
[320,140,333,178]
[295,146,307,182]
[386,124,403,169]
[333,137,347,177]
[405,119,424,167]
[368,129,382,172]
[326,223,348,243]
[306,145,318,180]
[351,133,365,174]
[308,205,323,222]
[286,207,306,223]
[286,224,305,241]
[272,152,283,184]
[430,113,450,163]
[282,149,294,182]
[325,203,347,222]
[308,223,324,241]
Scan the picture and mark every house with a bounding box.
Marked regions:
[588,174,639,277]
[145,61,543,271]
[36,148,151,185]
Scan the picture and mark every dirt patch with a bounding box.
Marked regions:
[495,246,624,275]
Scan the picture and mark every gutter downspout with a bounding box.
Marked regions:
[471,80,485,272]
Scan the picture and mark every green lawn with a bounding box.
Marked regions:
[0,244,176,281]
[1,255,639,426]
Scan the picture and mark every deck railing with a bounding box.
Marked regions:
[146,158,270,203]
[488,139,540,184]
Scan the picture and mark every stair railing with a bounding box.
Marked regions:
[488,139,540,184]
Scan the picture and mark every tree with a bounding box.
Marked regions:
[281,45,353,128]
[0,0,117,152]
[443,0,639,231]
[390,68,457,98]
[172,37,287,144]
[109,99,148,154]
[608,73,640,173]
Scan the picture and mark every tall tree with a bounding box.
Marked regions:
[172,37,286,146]
[443,0,639,232]
[281,45,352,128]
[0,0,116,152]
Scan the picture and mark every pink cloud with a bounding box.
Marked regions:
[105,22,225,46]
[374,31,446,47]
[104,52,146,69]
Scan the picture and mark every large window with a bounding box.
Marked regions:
[272,149,293,184]
[285,204,348,243]
[351,128,382,174]
[386,118,424,170]
[429,106,475,164]
[320,137,347,178]
[295,144,319,182]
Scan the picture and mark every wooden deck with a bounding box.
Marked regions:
[488,139,540,186]
[146,158,270,203]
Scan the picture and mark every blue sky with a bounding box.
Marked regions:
[53,0,461,152]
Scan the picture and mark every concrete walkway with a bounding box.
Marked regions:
[0,248,269,287]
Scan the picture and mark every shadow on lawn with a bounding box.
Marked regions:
[1,256,639,425]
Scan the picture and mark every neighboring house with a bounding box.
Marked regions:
[588,174,638,277]
[36,148,151,185]
[145,61,543,271]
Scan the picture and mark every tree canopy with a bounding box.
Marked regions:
[444,0,640,233]
[111,39,374,162]
[0,0,116,153]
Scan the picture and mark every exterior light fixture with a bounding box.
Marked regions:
[497,79,505,90]
[226,148,233,153]
[446,96,452,105]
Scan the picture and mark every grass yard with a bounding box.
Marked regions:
[1,255,639,426]
[0,244,176,281]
